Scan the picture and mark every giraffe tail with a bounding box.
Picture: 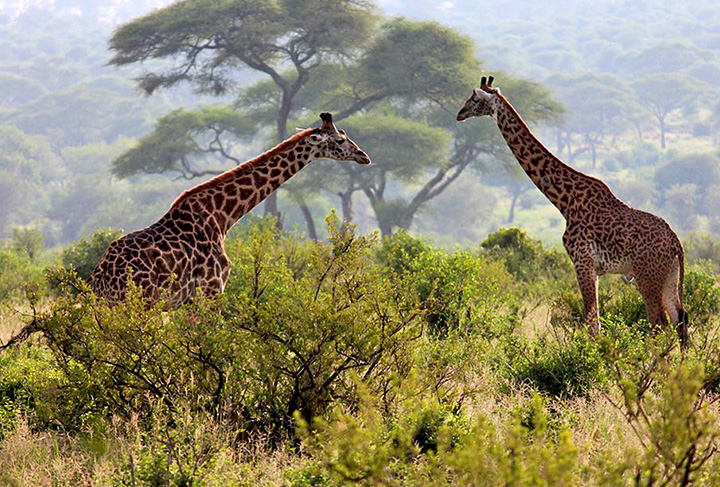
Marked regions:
[676,245,690,350]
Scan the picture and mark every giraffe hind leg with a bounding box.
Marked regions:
[661,258,690,349]
[635,274,668,332]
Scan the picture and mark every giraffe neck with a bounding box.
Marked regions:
[169,129,318,239]
[492,93,609,218]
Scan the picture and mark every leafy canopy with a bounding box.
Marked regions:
[109,0,378,95]
[112,107,255,179]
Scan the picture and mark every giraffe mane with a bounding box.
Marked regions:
[170,128,316,208]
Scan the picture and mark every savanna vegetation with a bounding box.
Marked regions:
[3,0,720,485]
[2,218,720,486]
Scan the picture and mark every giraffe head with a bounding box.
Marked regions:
[456,76,501,122]
[308,112,372,165]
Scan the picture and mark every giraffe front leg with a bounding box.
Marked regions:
[573,260,600,336]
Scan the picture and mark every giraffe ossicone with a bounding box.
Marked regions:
[457,76,689,348]
[90,112,371,308]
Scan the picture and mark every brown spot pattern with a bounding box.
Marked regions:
[457,85,689,346]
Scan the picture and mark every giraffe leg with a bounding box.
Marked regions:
[634,272,668,333]
[573,261,600,336]
[661,258,690,349]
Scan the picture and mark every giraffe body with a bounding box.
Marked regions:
[90,113,371,307]
[457,77,688,345]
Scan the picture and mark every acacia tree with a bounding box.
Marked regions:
[632,74,699,149]
[552,74,631,167]
[321,113,452,236]
[110,4,561,237]
[232,19,559,235]
[112,107,256,180]
[109,0,378,220]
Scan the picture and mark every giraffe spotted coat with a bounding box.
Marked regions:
[457,76,689,347]
[90,113,371,308]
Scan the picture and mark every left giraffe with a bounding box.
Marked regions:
[90,112,371,307]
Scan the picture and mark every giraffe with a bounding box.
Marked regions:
[89,112,371,308]
[456,76,689,347]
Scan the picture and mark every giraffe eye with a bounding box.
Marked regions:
[334,136,344,144]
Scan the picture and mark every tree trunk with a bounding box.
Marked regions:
[363,188,394,238]
[507,191,520,224]
[378,218,394,238]
[264,192,280,220]
[565,135,574,163]
[340,191,353,222]
[634,121,644,143]
[297,197,318,241]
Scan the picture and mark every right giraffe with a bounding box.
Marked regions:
[457,76,689,347]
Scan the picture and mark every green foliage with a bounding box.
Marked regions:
[59,228,122,280]
[375,230,432,275]
[654,153,720,193]
[632,74,700,148]
[338,113,451,182]
[601,335,720,486]
[683,265,720,328]
[9,86,156,147]
[223,215,425,432]
[357,18,480,103]
[0,246,44,302]
[9,227,43,261]
[684,231,720,272]
[500,332,607,398]
[0,72,48,108]
[378,230,519,337]
[0,345,94,439]
[551,278,648,332]
[3,220,720,484]
[112,107,256,179]
[443,395,580,486]
[299,392,580,486]
[481,227,573,290]
[109,0,377,95]
[39,217,425,439]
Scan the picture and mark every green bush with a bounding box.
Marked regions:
[683,265,720,328]
[377,231,520,337]
[499,332,607,398]
[59,227,122,280]
[1,218,719,485]
[0,344,99,439]
[375,230,433,275]
[9,227,44,262]
[0,242,46,302]
[550,267,716,337]
[299,392,580,486]
[480,227,573,289]
[551,278,647,332]
[0,228,48,302]
[38,216,426,439]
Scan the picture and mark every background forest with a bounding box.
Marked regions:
[1,0,720,246]
[3,0,720,485]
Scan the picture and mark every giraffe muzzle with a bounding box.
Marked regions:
[356,151,372,165]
